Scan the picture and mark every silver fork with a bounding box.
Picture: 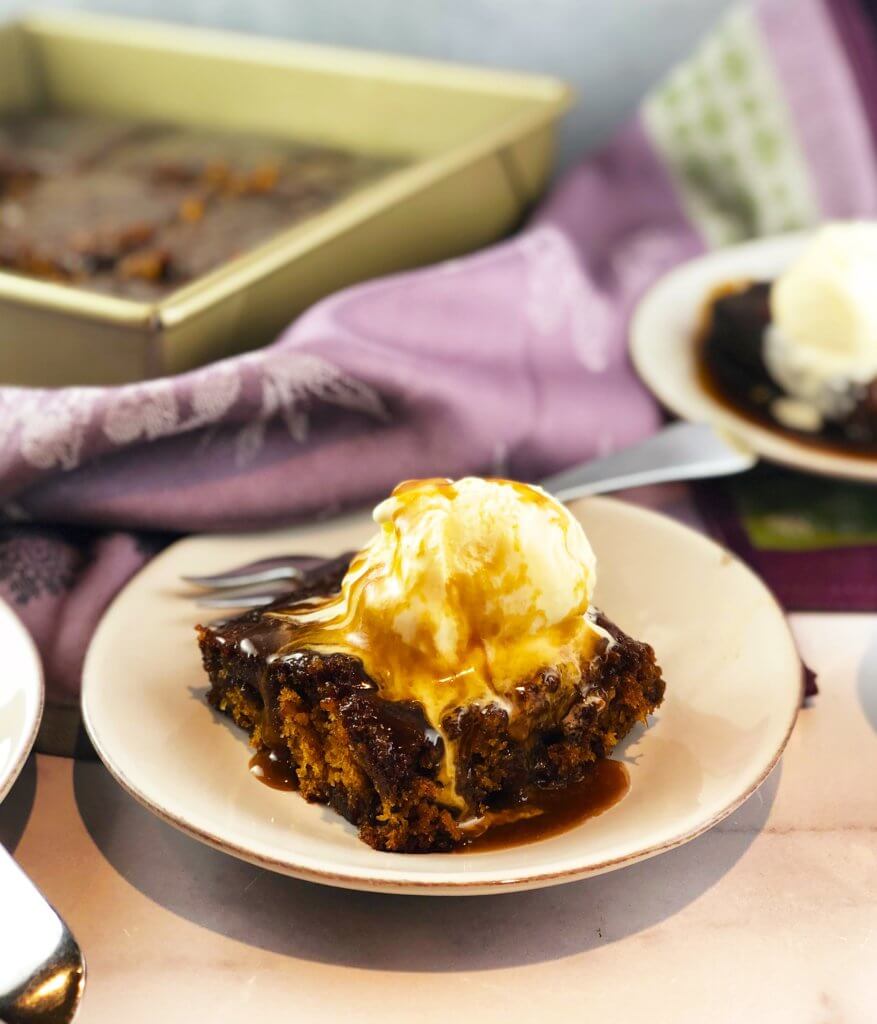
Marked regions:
[186,421,755,609]
[184,552,355,609]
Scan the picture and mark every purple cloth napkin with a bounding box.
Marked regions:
[2,0,875,717]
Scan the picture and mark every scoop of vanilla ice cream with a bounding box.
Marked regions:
[766,222,877,424]
[363,477,597,669]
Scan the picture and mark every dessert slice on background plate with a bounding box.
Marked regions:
[631,222,877,484]
[197,478,665,853]
[700,222,877,450]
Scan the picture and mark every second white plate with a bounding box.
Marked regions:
[0,596,44,803]
[630,230,877,484]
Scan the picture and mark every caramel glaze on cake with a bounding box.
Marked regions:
[197,554,666,854]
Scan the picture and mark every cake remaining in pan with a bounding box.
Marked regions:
[0,113,400,299]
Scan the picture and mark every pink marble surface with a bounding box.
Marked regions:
[1,610,875,1024]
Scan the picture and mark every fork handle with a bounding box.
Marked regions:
[540,421,756,503]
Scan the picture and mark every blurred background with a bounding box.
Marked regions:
[0,0,734,167]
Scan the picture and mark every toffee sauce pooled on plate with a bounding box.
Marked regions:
[249,748,629,853]
[249,749,299,791]
[458,759,629,853]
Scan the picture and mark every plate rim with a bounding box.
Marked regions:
[629,230,877,484]
[82,497,803,895]
[0,595,45,804]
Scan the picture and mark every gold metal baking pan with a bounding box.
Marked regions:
[0,12,571,387]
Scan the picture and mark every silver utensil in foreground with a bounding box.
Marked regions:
[0,843,85,1024]
[186,421,755,609]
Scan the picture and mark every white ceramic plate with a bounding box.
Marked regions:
[0,597,44,803]
[631,230,877,484]
[82,498,802,895]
